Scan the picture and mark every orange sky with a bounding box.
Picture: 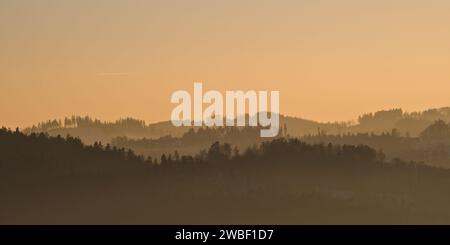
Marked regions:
[1,0,450,128]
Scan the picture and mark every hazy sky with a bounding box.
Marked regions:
[1,0,450,127]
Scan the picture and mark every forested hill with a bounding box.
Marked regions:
[21,107,450,144]
[111,120,450,168]
[21,116,191,144]
[111,126,269,159]
[3,127,450,224]
[0,127,380,180]
[0,127,152,181]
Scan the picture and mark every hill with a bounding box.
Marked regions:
[21,107,450,145]
[3,128,450,224]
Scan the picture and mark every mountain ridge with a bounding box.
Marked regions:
[17,107,450,144]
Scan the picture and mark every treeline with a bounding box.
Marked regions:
[358,108,450,126]
[0,127,378,179]
[111,126,277,158]
[0,127,151,179]
[420,119,450,141]
[25,116,147,131]
[20,107,450,147]
[302,120,450,167]
[352,107,450,136]
[110,120,450,167]
[22,116,190,144]
[3,127,450,224]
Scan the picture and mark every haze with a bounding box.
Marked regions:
[1,0,450,128]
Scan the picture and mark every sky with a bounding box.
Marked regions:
[1,0,450,127]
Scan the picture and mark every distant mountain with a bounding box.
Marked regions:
[284,107,450,136]
[20,107,450,145]
[22,116,192,144]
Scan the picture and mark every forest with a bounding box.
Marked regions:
[5,107,450,224]
[109,120,450,168]
[22,108,450,165]
[3,126,450,224]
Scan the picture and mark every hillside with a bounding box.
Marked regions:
[3,128,450,224]
[21,107,450,145]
